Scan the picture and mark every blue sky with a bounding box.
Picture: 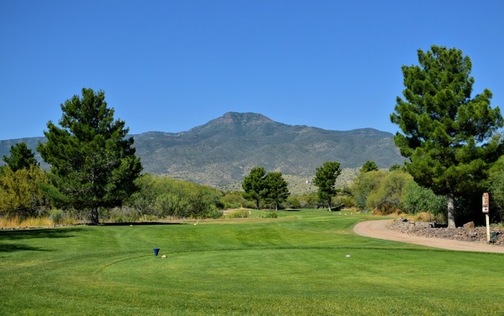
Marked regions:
[1,0,503,140]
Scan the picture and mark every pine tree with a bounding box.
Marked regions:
[263,171,290,210]
[242,166,267,209]
[391,46,503,228]
[37,88,142,224]
[2,142,39,171]
[313,161,341,210]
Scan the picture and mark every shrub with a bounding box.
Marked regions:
[107,207,141,223]
[202,207,224,219]
[0,166,50,218]
[262,211,278,218]
[226,209,250,218]
[366,171,413,214]
[400,182,446,215]
[286,196,301,209]
[220,191,247,209]
[351,170,387,211]
[49,209,64,225]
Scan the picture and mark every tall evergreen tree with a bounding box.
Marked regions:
[2,142,39,172]
[313,161,341,210]
[242,166,267,209]
[37,88,142,224]
[263,171,290,211]
[360,160,378,173]
[391,46,503,228]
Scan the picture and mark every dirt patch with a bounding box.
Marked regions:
[354,220,504,254]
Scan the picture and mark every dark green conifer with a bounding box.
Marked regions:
[38,88,142,224]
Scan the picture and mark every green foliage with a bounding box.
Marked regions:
[286,192,318,209]
[286,195,301,208]
[0,165,50,218]
[2,142,39,172]
[366,171,413,214]
[49,209,64,225]
[242,167,290,210]
[226,209,250,218]
[389,164,405,172]
[242,166,267,209]
[489,156,504,222]
[351,170,386,211]
[37,88,143,224]
[262,211,278,218]
[334,193,355,209]
[263,171,290,210]
[401,181,446,216]
[313,161,341,209]
[360,160,378,173]
[106,207,142,223]
[352,168,449,216]
[126,174,223,219]
[390,46,504,227]
[220,191,248,209]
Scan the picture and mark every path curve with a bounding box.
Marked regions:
[353,220,504,254]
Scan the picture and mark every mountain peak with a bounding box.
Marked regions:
[219,112,274,125]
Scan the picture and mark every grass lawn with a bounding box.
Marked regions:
[1,210,503,315]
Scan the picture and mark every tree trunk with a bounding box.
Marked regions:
[447,193,456,228]
[90,207,100,225]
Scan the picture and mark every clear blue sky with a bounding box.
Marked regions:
[1,0,503,140]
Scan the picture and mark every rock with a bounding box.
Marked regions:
[463,221,475,229]
[388,218,504,246]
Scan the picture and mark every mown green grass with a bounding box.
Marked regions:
[1,210,503,315]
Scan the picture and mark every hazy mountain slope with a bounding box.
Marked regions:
[0,112,405,188]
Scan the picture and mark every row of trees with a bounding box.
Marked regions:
[241,162,343,211]
[2,141,504,223]
[241,167,290,210]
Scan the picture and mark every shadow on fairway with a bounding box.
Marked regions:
[0,228,78,253]
[0,227,81,241]
[0,243,50,253]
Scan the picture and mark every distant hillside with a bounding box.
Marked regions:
[0,112,405,190]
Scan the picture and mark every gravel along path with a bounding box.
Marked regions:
[353,220,504,254]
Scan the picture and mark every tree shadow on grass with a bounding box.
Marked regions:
[0,227,81,241]
[0,227,80,253]
[0,243,50,253]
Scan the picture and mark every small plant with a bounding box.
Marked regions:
[49,209,64,225]
[226,209,250,218]
[108,207,141,223]
[262,212,278,218]
[204,208,224,219]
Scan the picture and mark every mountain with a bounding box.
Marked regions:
[0,112,405,189]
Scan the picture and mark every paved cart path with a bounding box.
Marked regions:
[353,220,504,254]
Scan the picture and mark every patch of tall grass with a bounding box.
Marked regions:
[225,208,251,218]
[0,216,52,228]
[0,210,79,228]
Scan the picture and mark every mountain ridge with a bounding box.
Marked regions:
[0,112,405,189]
